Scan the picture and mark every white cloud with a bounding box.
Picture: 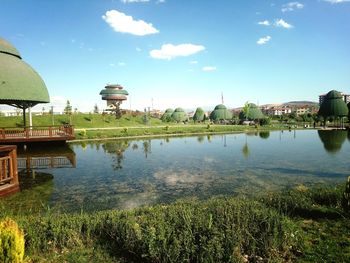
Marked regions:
[202,66,216,72]
[324,0,350,3]
[102,10,159,36]
[257,36,271,45]
[150,43,205,60]
[189,60,198,64]
[121,0,149,3]
[118,62,126,66]
[274,19,293,29]
[258,20,270,26]
[157,0,165,3]
[109,63,115,67]
[136,47,142,52]
[282,2,304,12]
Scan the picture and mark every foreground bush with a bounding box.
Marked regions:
[20,198,298,262]
[0,218,25,263]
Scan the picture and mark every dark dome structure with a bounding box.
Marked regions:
[0,37,50,125]
[210,104,232,122]
[318,90,348,118]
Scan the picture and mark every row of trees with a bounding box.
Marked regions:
[161,103,269,125]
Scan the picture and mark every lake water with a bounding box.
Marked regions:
[5,129,350,213]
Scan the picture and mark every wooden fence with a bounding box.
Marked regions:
[0,145,19,196]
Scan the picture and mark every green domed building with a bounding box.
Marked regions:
[171,108,188,122]
[318,90,348,127]
[0,38,50,126]
[210,104,232,122]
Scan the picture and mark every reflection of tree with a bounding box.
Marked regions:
[242,142,250,158]
[143,140,152,158]
[318,130,347,154]
[197,136,205,143]
[242,134,250,158]
[259,131,270,139]
[207,135,212,143]
[132,143,138,150]
[103,141,130,170]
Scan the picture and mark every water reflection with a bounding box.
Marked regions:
[17,144,76,171]
[102,141,130,169]
[1,130,349,213]
[317,130,347,154]
[259,131,270,139]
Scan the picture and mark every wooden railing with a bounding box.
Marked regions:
[0,145,19,196]
[0,125,74,142]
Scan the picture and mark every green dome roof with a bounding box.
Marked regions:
[0,38,49,106]
[318,90,348,118]
[164,108,174,113]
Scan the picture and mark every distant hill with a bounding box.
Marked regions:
[283,101,318,106]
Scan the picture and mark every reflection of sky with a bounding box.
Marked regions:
[20,130,350,212]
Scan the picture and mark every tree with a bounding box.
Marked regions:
[93,104,99,114]
[242,102,250,120]
[64,100,72,115]
[193,107,206,122]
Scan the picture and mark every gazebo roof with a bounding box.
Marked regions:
[0,38,21,58]
[0,38,49,107]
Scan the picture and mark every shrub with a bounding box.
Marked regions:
[342,176,350,214]
[79,129,87,137]
[0,218,25,263]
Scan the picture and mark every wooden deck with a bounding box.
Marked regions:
[0,145,19,196]
[0,125,75,143]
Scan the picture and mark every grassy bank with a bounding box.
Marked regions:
[73,124,280,140]
[1,184,349,262]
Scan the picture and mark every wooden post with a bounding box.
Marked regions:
[49,127,52,137]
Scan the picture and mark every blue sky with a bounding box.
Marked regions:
[1,0,350,112]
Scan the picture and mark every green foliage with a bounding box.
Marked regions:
[18,198,297,263]
[0,218,25,263]
[171,108,188,123]
[64,100,72,115]
[193,107,205,122]
[259,117,271,126]
[342,176,350,214]
[240,103,264,121]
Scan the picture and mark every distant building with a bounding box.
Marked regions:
[261,105,291,116]
[319,92,349,106]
